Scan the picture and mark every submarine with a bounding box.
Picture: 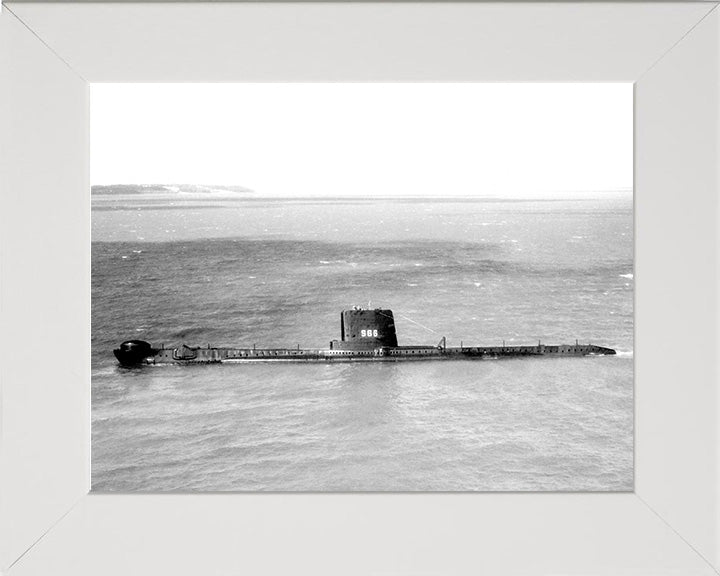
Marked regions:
[114,308,616,366]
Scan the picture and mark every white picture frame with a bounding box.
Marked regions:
[1,2,719,574]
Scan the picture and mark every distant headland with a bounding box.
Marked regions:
[91,184,254,195]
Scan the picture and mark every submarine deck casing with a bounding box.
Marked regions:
[114,308,616,366]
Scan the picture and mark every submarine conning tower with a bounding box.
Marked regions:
[330,308,399,350]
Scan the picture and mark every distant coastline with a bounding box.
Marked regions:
[91,184,633,203]
[91,184,254,195]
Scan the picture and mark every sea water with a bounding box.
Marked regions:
[91,193,633,491]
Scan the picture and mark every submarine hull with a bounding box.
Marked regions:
[113,308,616,366]
[114,342,616,366]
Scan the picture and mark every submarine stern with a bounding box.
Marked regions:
[587,344,617,355]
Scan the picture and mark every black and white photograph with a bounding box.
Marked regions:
[91,83,633,492]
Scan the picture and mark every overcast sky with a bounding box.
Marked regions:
[91,83,632,197]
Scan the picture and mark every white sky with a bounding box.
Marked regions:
[91,83,632,197]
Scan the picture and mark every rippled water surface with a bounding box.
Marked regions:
[92,194,633,491]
